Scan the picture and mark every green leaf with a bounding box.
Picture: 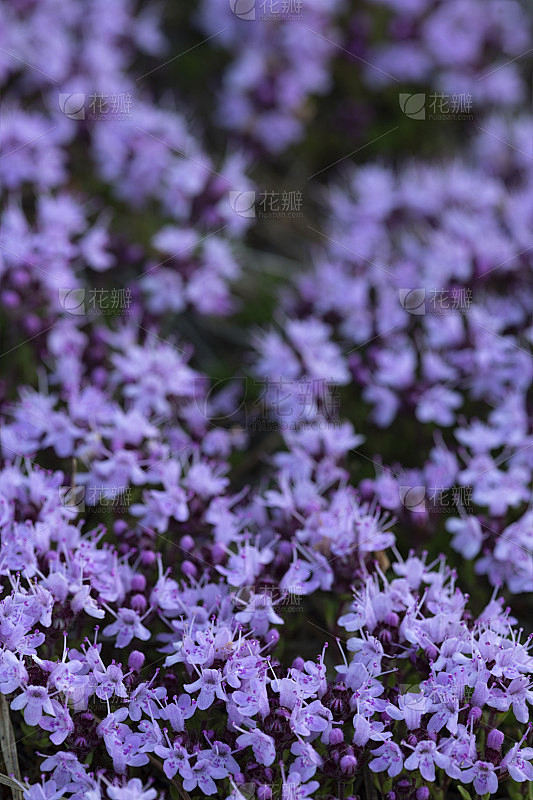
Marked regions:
[507,780,523,800]
[457,787,473,800]
[0,696,23,800]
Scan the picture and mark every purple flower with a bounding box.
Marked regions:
[20,778,65,800]
[184,668,227,710]
[368,741,404,777]
[488,676,533,723]
[216,541,274,588]
[404,740,450,781]
[501,745,533,782]
[290,739,322,781]
[0,649,27,693]
[95,663,129,701]
[40,700,73,745]
[235,726,276,766]
[180,757,218,795]
[385,692,428,730]
[107,779,157,800]
[446,516,483,560]
[103,608,151,649]
[462,760,499,795]
[153,741,190,780]
[11,685,55,726]
[280,771,319,800]
[160,694,196,731]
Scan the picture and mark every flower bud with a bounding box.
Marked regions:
[467,706,482,725]
[328,728,344,746]
[180,535,195,551]
[340,754,358,776]
[114,520,128,535]
[128,650,145,672]
[92,367,108,387]
[396,778,411,796]
[425,644,439,662]
[265,629,280,646]
[24,314,41,334]
[131,574,146,592]
[358,479,374,499]
[141,549,156,566]
[258,787,272,800]
[292,657,305,671]
[487,729,504,752]
[275,541,293,562]
[210,544,226,564]
[182,560,197,578]
[131,594,147,613]
[12,270,29,288]
[2,291,19,309]
[416,788,430,800]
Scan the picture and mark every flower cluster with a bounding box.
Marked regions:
[197,0,344,154]
[254,117,533,593]
[196,0,531,156]
[1,0,533,797]
[0,0,252,334]
[359,0,530,103]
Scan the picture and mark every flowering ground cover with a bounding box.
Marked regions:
[0,1,532,799]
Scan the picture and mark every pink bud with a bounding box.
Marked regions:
[113,520,128,535]
[328,728,344,746]
[487,729,504,752]
[182,560,197,578]
[141,550,156,566]
[131,594,147,613]
[180,535,195,551]
[91,367,108,387]
[128,651,145,671]
[265,629,279,646]
[468,706,482,724]
[131,574,146,592]
[384,611,399,627]
[340,754,358,776]
[210,544,226,564]
[1,290,19,309]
